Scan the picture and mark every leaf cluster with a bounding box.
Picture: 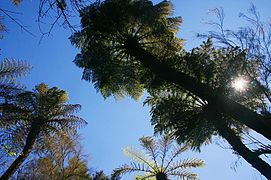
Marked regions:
[71,0,183,99]
[0,83,87,153]
[112,135,204,180]
[0,59,31,100]
[71,0,267,151]
[143,38,265,149]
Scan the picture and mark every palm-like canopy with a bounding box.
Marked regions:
[0,83,86,179]
[112,135,204,180]
[1,83,86,150]
[71,0,183,99]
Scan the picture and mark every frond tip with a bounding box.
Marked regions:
[111,163,152,180]
[0,59,32,80]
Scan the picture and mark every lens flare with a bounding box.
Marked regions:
[232,77,248,92]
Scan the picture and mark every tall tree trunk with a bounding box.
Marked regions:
[123,37,271,140]
[0,125,40,180]
[206,106,271,179]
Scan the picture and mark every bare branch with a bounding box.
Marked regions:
[0,8,35,37]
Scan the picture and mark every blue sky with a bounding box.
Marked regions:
[1,0,270,179]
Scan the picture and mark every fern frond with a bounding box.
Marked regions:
[167,158,204,173]
[58,104,81,115]
[47,104,81,117]
[111,163,152,180]
[139,136,159,168]
[123,147,156,170]
[168,170,198,180]
[0,59,31,80]
[157,134,174,168]
[0,121,30,151]
[118,134,204,179]
[163,143,191,170]
[47,115,87,130]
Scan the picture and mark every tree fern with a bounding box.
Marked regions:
[0,83,86,179]
[70,0,183,99]
[112,135,204,180]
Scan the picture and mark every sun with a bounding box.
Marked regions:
[231,77,248,92]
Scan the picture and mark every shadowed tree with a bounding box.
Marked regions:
[0,59,32,140]
[197,5,271,174]
[0,83,86,179]
[70,0,271,138]
[0,14,31,177]
[112,135,204,180]
[70,0,271,178]
[143,39,271,174]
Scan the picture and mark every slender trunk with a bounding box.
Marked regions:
[207,109,271,179]
[156,172,168,180]
[124,37,271,140]
[0,125,40,180]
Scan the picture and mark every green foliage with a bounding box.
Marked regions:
[144,91,215,150]
[71,0,267,155]
[143,39,265,149]
[71,0,264,116]
[0,59,32,131]
[184,39,264,106]
[0,59,31,80]
[71,0,270,176]
[71,0,183,99]
[0,83,86,153]
[0,59,31,100]
[201,5,271,111]
[112,135,204,180]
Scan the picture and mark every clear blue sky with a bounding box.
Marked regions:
[1,0,270,179]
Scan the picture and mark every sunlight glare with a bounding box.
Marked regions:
[231,77,248,92]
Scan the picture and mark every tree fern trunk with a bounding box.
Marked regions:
[0,125,40,180]
[156,172,169,180]
[124,36,271,141]
[209,112,271,179]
